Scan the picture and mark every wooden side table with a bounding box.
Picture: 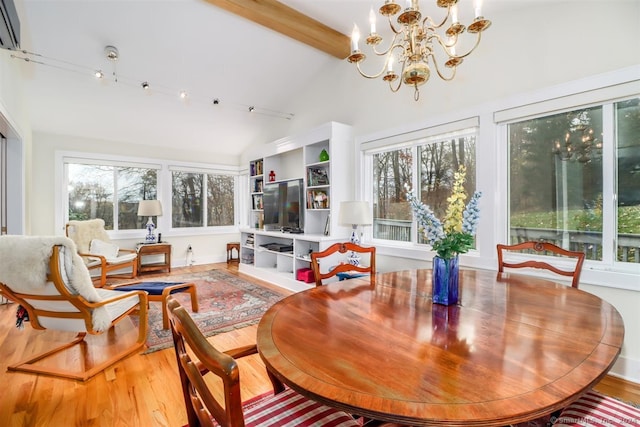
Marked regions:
[137,243,172,274]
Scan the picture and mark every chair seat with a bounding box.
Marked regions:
[553,390,640,426]
[239,388,359,427]
[111,281,187,296]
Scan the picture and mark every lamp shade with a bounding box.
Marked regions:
[137,200,163,217]
[339,201,372,226]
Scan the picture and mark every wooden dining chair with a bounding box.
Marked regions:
[167,297,360,427]
[310,242,376,287]
[497,241,585,288]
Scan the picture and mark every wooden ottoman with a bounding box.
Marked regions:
[109,281,199,329]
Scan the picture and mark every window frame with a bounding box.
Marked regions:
[498,95,640,277]
[55,151,241,239]
[362,119,480,255]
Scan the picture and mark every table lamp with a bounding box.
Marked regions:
[137,200,162,243]
[338,201,373,266]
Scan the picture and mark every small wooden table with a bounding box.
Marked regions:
[137,243,171,274]
[257,269,625,426]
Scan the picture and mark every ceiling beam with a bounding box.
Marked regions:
[203,0,350,59]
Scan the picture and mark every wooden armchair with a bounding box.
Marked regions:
[66,218,138,287]
[311,242,376,287]
[0,236,148,381]
[497,241,585,288]
[167,297,359,427]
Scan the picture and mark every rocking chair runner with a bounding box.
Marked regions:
[0,236,148,381]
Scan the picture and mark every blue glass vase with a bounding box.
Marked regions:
[432,255,459,305]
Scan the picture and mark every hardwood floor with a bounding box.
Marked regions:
[0,263,637,426]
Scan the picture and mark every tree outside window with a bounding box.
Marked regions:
[508,98,640,263]
[172,171,236,228]
[67,163,157,230]
[371,131,477,243]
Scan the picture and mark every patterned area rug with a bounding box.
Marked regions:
[116,269,286,353]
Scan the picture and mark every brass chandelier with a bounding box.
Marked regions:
[347,0,491,101]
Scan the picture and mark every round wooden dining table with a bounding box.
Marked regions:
[257,269,625,426]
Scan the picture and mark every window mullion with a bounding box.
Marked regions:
[113,168,119,231]
[601,103,616,264]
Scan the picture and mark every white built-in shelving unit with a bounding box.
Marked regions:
[240,122,354,292]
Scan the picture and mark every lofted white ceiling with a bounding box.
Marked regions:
[15,0,538,157]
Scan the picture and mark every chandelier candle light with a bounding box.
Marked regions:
[406,166,481,305]
[347,0,491,101]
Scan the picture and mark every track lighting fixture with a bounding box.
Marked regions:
[104,45,119,61]
[9,48,294,120]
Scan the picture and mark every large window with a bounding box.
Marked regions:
[616,98,640,262]
[63,156,238,233]
[370,128,477,244]
[171,170,235,228]
[507,97,640,264]
[67,162,157,230]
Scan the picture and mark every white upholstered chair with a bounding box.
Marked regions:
[66,219,138,287]
[0,235,148,381]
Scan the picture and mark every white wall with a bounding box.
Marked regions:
[0,6,30,235]
[279,1,640,142]
[30,132,242,264]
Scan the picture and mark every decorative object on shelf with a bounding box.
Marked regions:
[137,199,163,243]
[269,170,276,182]
[312,191,328,209]
[307,166,329,186]
[338,201,373,266]
[347,0,491,101]
[319,149,329,162]
[406,165,481,305]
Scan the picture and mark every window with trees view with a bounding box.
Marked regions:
[65,158,237,232]
[171,171,235,228]
[508,97,640,264]
[67,163,157,230]
[371,129,477,244]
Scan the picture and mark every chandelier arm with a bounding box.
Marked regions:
[387,15,403,35]
[389,76,403,92]
[429,54,457,81]
[371,35,404,57]
[355,61,390,80]
[424,7,451,30]
[429,33,458,56]
[452,32,484,60]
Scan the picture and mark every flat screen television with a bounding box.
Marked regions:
[263,178,304,232]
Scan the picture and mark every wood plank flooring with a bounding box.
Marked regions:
[0,263,638,426]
